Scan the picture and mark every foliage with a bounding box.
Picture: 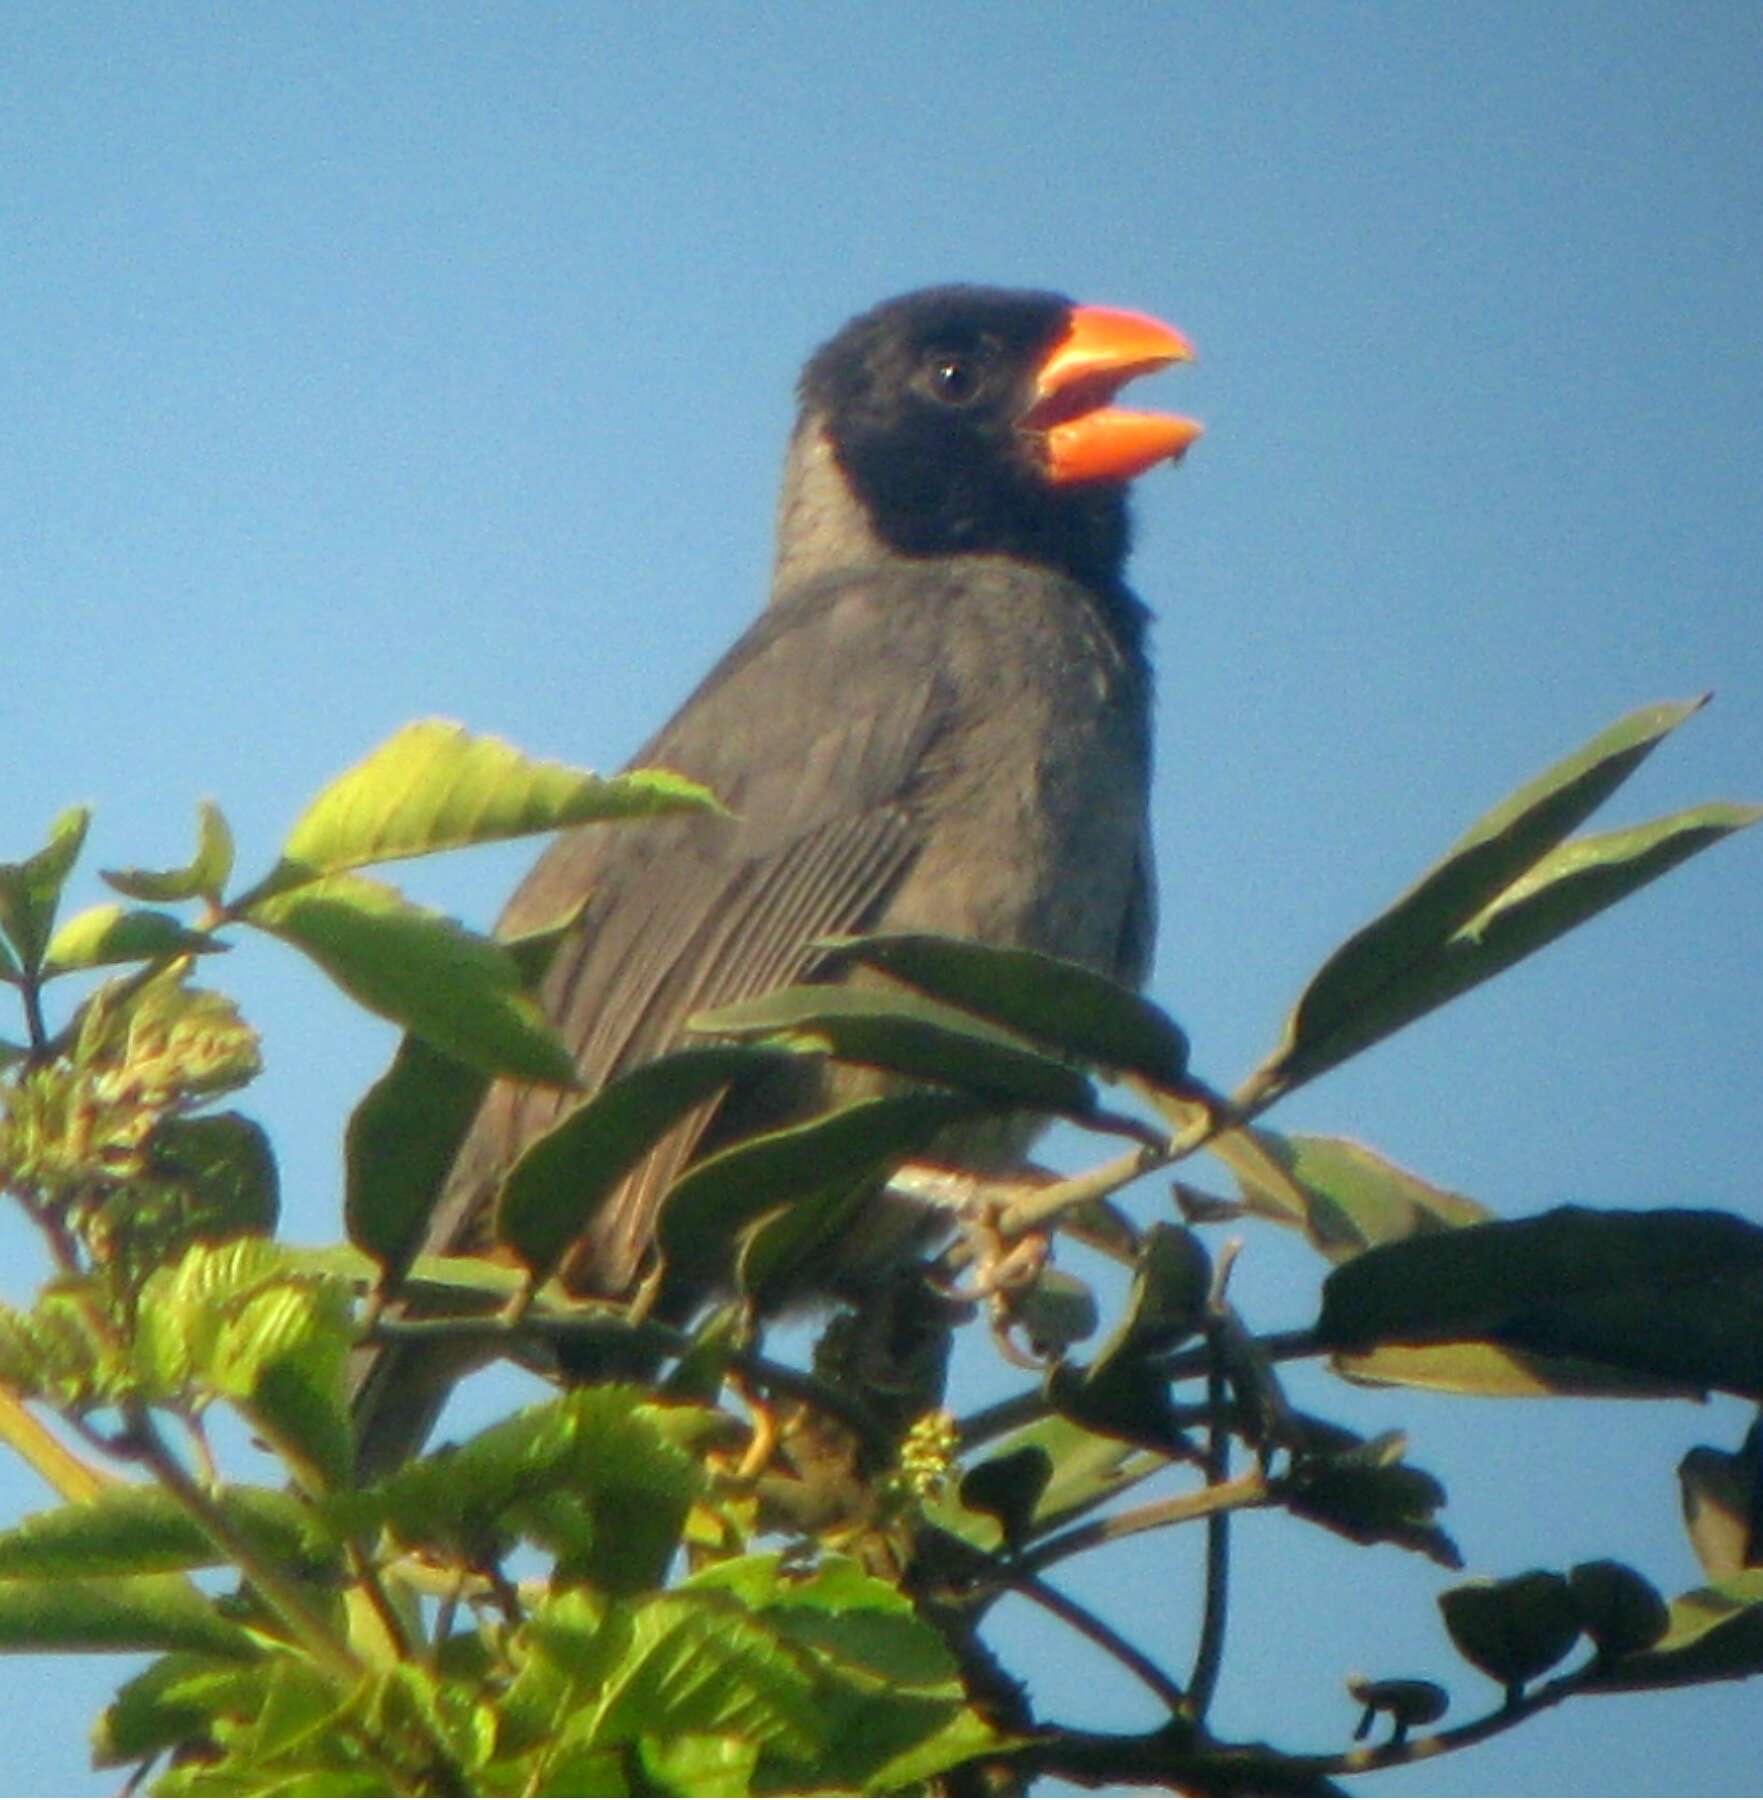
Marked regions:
[0,709,1755,1794]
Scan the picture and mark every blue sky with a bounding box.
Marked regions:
[2,5,1759,1793]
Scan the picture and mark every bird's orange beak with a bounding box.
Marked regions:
[1025,305,1202,486]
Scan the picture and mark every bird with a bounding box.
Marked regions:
[351,284,1201,1478]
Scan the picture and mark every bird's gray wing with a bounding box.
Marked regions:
[353,574,954,1472]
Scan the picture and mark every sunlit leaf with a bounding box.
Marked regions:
[0,806,90,975]
[103,801,235,905]
[246,719,719,901]
[41,904,226,975]
[244,872,576,1084]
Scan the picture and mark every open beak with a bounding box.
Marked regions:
[1025,304,1202,486]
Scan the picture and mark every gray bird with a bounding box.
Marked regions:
[352,285,1200,1477]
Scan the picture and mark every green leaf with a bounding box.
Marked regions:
[344,1033,489,1283]
[0,1483,330,1581]
[1440,1571,1582,1691]
[93,1652,272,1766]
[247,718,720,901]
[824,931,1190,1087]
[211,1278,356,1493]
[370,1389,706,1596]
[658,1091,984,1287]
[41,903,226,975]
[1229,1130,1490,1263]
[497,1045,790,1287]
[1585,1570,1763,1690]
[0,805,91,975]
[244,871,577,1084]
[0,1571,259,1657]
[1253,698,1717,1096]
[692,983,1099,1114]
[103,801,236,904]
[1317,1205,1763,1401]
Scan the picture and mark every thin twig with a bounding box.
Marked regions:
[117,1403,364,1686]
[1018,1469,1272,1580]
[1016,1572,1186,1714]
[1186,1313,1234,1718]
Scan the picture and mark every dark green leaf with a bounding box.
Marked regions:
[692,982,1099,1114]
[1440,1571,1582,1690]
[1317,1205,1763,1400]
[658,1091,984,1286]
[1569,1560,1670,1659]
[41,903,226,974]
[1282,1429,1460,1568]
[1254,698,1715,1095]
[1087,1223,1211,1384]
[1585,1570,1763,1690]
[150,1112,280,1239]
[0,805,90,974]
[497,1045,790,1287]
[344,1033,489,1283]
[246,719,720,902]
[102,801,236,905]
[825,931,1189,1087]
[244,872,577,1084]
[0,1572,258,1657]
[959,1447,1054,1550]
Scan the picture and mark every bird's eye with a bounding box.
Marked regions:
[925,351,982,405]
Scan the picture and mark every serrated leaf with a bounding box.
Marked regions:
[1440,1571,1582,1690]
[41,903,226,975]
[825,931,1190,1087]
[244,871,577,1084]
[497,1045,790,1287]
[1253,698,1718,1097]
[0,1571,258,1657]
[692,983,1099,1115]
[0,805,91,974]
[371,1389,705,1595]
[344,1033,489,1284]
[102,801,236,905]
[658,1092,984,1287]
[93,1652,272,1766]
[247,719,719,901]
[1229,1130,1490,1263]
[1317,1205,1763,1400]
[0,1483,331,1581]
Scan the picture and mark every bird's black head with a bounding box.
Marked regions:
[799,285,1199,593]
